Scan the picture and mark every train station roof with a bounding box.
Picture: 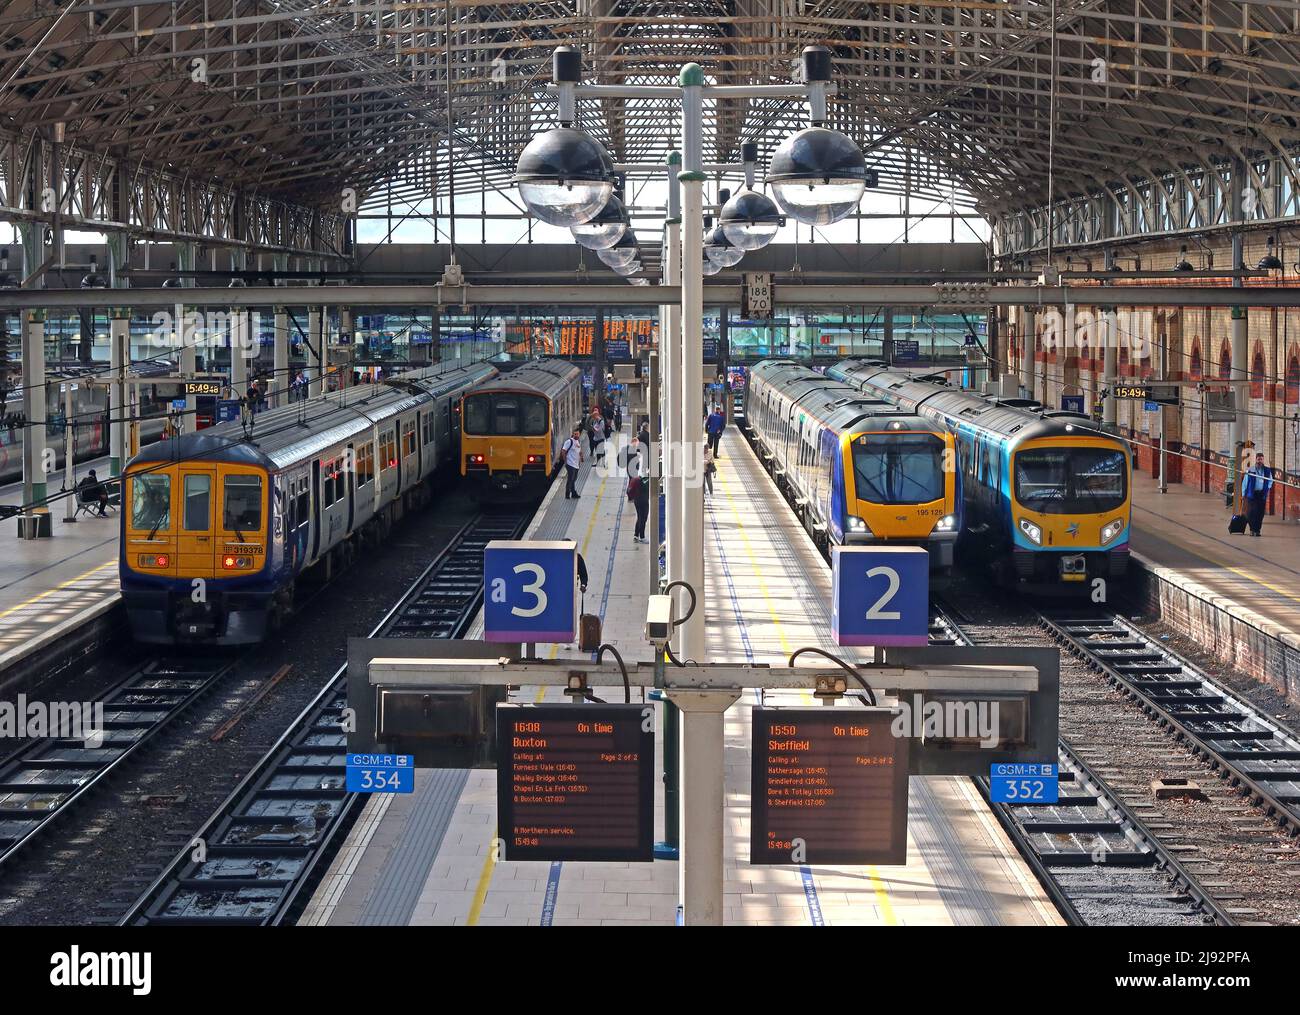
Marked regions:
[3,0,1298,227]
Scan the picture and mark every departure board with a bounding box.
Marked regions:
[750,708,910,865]
[496,704,654,862]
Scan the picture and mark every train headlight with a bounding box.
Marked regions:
[933,514,957,533]
[1018,518,1042,545]
[1100,519,1125,545]
[139,554,169,568]
[526,454,539,464]
[222,556,253,570]
[846,515,871,535]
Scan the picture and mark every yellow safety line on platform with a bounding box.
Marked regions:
[1134,504,1300,607]
[0,559,116,621]
[467,846,496,926]
[719,452,898,926]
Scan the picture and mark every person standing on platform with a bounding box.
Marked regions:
[703,444,716,500]
[705,404,726,458]
[628,445,650,543]
[1242,452,1275,537]
[563,426,584,499]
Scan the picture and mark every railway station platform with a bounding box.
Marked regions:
[0,466,121,691]
[303,428,1062,927]
[1128,471,1300,695]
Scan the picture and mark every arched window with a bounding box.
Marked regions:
[1190,341,1203,380]
[1218,340,1232,380]
[1251,347,1267,400]
[1287,352,1300,406]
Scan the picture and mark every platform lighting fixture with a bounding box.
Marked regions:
[610,258,642,277]
[1257,236,1284,271]
[596,230,640,269]
[704,226,744,268]
[161,261,183,288]
[764,48,869,227]
[701,256,723,276]
[1174,246,1195,272]
[514,48,616,228]
[79,254,105,289]
[571,192,630,250]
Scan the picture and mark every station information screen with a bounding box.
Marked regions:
[750,708,910,865]
[496,704,654,862]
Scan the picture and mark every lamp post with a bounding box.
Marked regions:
[514,44,863,924]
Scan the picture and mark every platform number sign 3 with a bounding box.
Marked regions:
[483,540,578,643]
[831,546,929,647]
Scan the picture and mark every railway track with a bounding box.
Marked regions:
[118,509,530,926]
[1041,610,1300,837]
[0,655,238,872]
[929,603,1232,926]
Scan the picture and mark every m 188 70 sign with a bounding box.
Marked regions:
[496,704,654,862]
[751,708,909,866]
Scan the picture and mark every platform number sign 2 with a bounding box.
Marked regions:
[483,540,578,643]
[831,546,929,646]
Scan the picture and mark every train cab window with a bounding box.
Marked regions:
[463,393,548,436]
[131,473,171,532]
[380,431,396,470]
[402,424,417,457]
[853,434,946,504]
[1014,448,1127,514]
[182,474,211,531]
[224,475,263,531]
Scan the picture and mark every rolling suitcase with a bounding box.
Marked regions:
[1228,513,1248,534]
[578,592,602,652]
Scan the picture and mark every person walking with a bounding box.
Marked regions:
[703,444,716,499]
[1242,451,1275,537]
[628,449,650,543]
[562,426,584,499]
[587,408,607,459]
[705,404,726,458]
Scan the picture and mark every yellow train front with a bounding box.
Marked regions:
[829,359,1133,590]
[459,359,584,501]
[746,360,961,571]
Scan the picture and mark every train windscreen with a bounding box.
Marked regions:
[463,392,548,436]
[852,433,945,504]
[1014,447,1128,514]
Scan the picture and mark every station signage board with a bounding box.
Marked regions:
[893,339,919,362]
[750,708,909,865]
[483,540,578,643]
[346,753,415,794]
[831,545,929,646]
[184,381,224,396]
[989,762,1059,804]
[1112,383,1150,400]
[496,704,654,862]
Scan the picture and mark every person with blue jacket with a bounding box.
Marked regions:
[1242,452,1275,537]
[705,404,726,458]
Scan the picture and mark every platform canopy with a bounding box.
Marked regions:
[2,1,1299,249]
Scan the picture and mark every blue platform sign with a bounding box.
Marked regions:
[831,546,929,646]
[483,540,578,643]
[1061,394,1085,414]
[893,340,919,362]
[989,762,1059,804]
[346,753,415,793]
[216,399,241,422]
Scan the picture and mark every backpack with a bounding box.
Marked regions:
[626,475,642,500]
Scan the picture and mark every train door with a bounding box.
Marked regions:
[178,467,217,576]
[310,459,322,559]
